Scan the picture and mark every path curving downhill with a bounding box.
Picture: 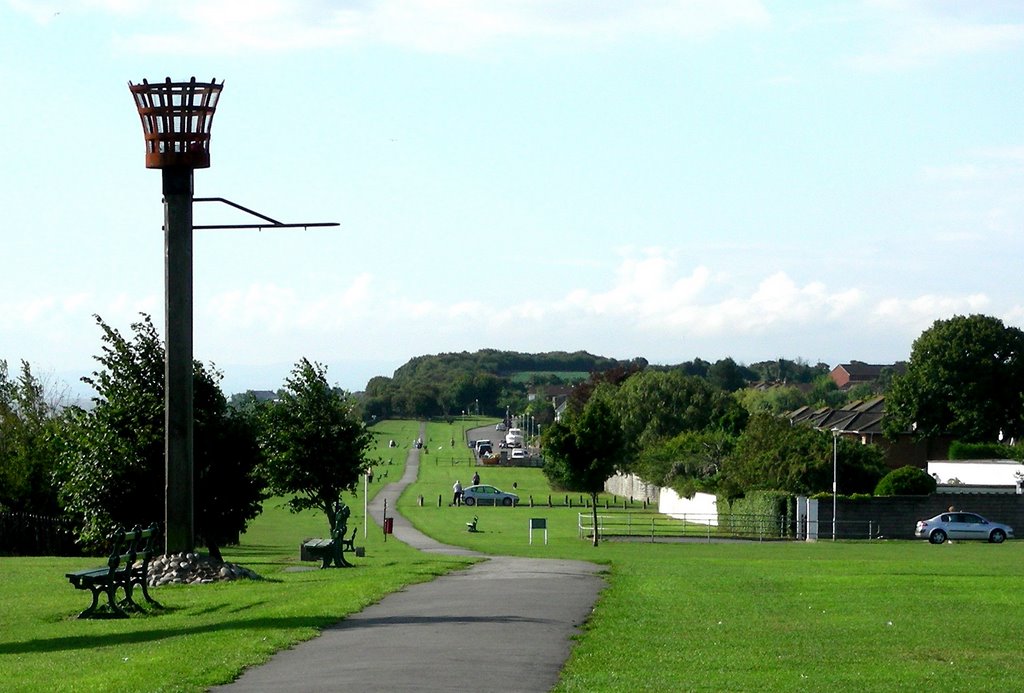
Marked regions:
[214,425,605,692]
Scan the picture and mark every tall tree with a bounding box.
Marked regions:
[884,314,1024,443]
[0,360,65,515]
[259,358,373,530]
[542,384,628,546]
[56,314,266,553]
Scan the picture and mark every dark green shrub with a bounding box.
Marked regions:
[948,441,1023,460]
[874,465,937,496]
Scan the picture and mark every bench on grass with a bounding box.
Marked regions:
[65,523,163,619]
[302,501,356,568]
[303,527,358,569]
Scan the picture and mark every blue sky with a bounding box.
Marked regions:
[2,1,1023,397]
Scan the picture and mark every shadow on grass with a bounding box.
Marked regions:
[0,614,330,655]
[0,613,552,655]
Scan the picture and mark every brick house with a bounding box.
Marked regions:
[829,361,906,390]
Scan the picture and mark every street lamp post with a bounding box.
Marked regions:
[831,428,839,542]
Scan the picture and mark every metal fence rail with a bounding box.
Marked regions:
[578,512,790,542]
[578,512,883,542]
[0,512,80,556]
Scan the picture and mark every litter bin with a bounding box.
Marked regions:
[383,517,394,534]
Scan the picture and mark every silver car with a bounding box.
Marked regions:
[915,512,1013,544]
[461,484,518,507]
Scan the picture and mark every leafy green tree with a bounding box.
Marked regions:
[721,413,886,497]
[56,314,266,553]
[193,371,268,560]
[0,360,65,514]
[616,370,747,452]
[708,357,751,392]
[884,314,1024,443]
[733,385,808,416]
[259,358,373,531]
[542,384,628,546]
[631,429,735,498]
[874,466,937,496]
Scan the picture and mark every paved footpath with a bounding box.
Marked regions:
[213,428,605,692]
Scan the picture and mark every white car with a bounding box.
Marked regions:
[510,449,528,460]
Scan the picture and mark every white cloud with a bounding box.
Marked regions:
[11,0,771,55]
[0,254,1010,378]
[873,293,990,327]
[848,2,1024,70]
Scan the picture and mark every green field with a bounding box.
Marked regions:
[2,418,1022,691]
[508,371,590,384]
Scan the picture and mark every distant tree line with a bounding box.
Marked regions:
[357,351,841,422]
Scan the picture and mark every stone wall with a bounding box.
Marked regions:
[818,493,1024,540]
[604,472,659,503]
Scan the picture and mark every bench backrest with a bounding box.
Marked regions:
[104,523,160,577]
[124,524,160,571]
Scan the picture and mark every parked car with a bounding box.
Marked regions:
[495,422,507,431]
[461,484,518,507]
[915,511,1014,544]
[510,449,528,460]
[475,440,493,455]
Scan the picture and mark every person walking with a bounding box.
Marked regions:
[472,471,480,486]
[452,480,463,506]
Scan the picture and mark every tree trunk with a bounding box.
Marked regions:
[206,540,223,563]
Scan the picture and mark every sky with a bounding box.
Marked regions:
[2,0,1023,399]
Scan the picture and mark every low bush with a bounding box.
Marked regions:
[874,465,937,496]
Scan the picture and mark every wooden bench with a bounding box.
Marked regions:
[302,527,357,569]
[65,524,163,619]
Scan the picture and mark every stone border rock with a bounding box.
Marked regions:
[148,552,263,586]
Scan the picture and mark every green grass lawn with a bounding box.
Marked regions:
[3,419,1023,692]
[395,421,1024,693]
[0,420,471,693]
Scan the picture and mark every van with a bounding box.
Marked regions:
[476,440,493,455]
[505,428,523,447]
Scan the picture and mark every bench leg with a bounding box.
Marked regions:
[120,574,162,611]
[118,583,145,614]
[138,578,162,609]
[103,583,129,619]
[76,586,102,619]
[78,584,128,619]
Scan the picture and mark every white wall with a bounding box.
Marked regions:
[658,490,718,526]
[928,460,1024,485]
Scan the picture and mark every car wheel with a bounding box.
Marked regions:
[464,497,476,506]
[990,529,1006,543]
[929,529,947,544]
[502,497,513,507]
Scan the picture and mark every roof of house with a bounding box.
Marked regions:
[788,396,886,435]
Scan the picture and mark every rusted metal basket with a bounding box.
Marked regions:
[129,77,223,169]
